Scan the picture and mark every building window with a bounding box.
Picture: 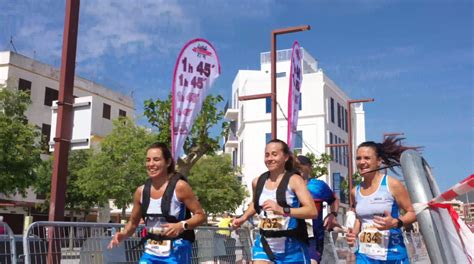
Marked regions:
[335,136,339,163]
[265,133,272,144]
[276,72,286,78]
[330,132,334,159]
[119,109,126,117]
[44,87,58,106]
[265,97,271,113]
[41,123,51,145]
[299,93,302,111]
[102,103,111,119]
[294,130,303,154]
[330,98,335,123]
[338,137,343,164]
[18,78,32,95]
[337,103,342,128]
[333,172,341,200]
[345,109,348,132]
[342,140,347,167]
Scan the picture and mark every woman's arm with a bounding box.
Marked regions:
[163,180,206,237]
[232,178,258,227]
[108,186,142,248]
[373,176,416,230]
[262,174,317,219]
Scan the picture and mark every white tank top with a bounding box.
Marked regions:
[141,189,185,257]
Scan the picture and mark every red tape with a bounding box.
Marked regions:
[428,202,460,231]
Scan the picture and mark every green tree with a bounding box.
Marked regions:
[302,152,332,178]
[340,172,363,201]
[77,117,155,217]
[188,154,247,215]
[144,94,228,175]
[0,86,42,196]
[34,150,98,213]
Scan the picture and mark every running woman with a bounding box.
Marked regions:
[232,139,317,263]
[346,137,417,263]
[108,142,206,264]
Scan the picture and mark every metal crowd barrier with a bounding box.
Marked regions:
[22,221,253,264]
[322,230,431,264]
[0,221,16,264]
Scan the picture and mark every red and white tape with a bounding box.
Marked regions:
[430,174,474,204]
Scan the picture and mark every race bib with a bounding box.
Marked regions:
[258,212,288,254]
[147,239,172,256]
[358,226,389,260]
[258,215,285,231]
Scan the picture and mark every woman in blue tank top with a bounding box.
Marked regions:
[232,139,317,264]
[346,137,418,264]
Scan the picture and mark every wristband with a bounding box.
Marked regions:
[396,218,404,229]
[181,221,189,230]
[283,207,291,217]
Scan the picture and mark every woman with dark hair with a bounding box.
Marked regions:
[108,142,206,264]
[346,137,417,263]
[232,139,317,263]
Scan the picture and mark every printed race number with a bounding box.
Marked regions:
[359,231,383,244]
[259,217,284,230]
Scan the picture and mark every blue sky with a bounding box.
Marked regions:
[1,0,472,192]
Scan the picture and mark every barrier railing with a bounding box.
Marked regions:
[23,221,253,264]
[0,221,16,264]
[321,230,431,264]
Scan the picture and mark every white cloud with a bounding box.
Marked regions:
[77,0,200,62]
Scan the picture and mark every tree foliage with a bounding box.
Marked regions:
[144,94,228,175]
[341,172,363,201]
[34,150,98,212]
[303,152,332,179]
[77,118,155,216]
[188,154,247,215]
[0,87,42,196]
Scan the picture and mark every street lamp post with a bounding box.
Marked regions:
[240,25,310,140]
[383,132,404,140]
[347,98,374,207]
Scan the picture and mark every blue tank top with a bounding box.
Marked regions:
[307,179,335,239]
[355,175,407,261]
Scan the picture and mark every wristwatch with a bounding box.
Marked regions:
[396,218,404,229]
[283,207,291,217]
[181,221,189,230]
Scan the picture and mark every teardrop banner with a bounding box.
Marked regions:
[171,39,221,160]
[287,41,303,150]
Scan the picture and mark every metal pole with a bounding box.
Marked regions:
[49,0,79,222]
[271,32,277,139]
[47,1,79,263]
[400,150,452,264]
[347,101,354,207]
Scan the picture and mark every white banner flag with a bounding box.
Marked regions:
[287,41,303,150]
[171,39,221,160]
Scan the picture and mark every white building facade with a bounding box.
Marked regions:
[224,48,368,216]
[0,51,134,230]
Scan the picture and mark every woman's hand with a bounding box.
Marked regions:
[373,210,397,230]
[261,199,284,215]
[232,216,246,228]
[346,228,357,247]
[161,223,184,238]
[108,232,126,249]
